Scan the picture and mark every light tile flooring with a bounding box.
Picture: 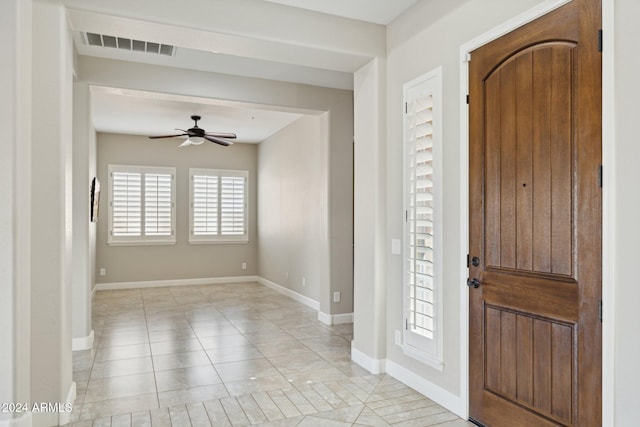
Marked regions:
[71,282,473,427]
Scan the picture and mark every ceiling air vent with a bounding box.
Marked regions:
[83,32,176,56]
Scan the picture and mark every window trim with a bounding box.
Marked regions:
[189,168,249,244]
[401,67,444,370]
[107,164,176,246]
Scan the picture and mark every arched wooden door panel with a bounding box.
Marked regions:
[468,1,601,426]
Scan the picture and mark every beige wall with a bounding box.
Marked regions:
[96,133,258,283]
[384,0,547,396]
[327,106,355,316]
[257,114,329,305]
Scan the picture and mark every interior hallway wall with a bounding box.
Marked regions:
[72,82,96,347]
[0,0,32,425]
[257,114,330,308]
[31,0,75,425]
[353,57,388,368]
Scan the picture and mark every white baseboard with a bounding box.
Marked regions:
[349,346,466,418]
[386,360,466,419]
[27,381,75,426]
[59,381,76,425]
[318,311,354,325]
[95,276,259,291]
[351,342,386,375]
[256,277,320,311]
[0,412,32,427]
[72,330,94,352]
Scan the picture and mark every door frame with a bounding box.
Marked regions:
[457,0,614,423]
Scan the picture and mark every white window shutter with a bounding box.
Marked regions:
[189,168,248,243]
[403,67,443,368]
[108,165,176,245]
[144,173,173,236]
[220,176,246,235]
[111,172,142,236]
[192,175,219,235]
[408,87,436,340]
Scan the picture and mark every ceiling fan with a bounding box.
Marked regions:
[148,115,236,147]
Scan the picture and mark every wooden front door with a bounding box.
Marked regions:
[468,1,601,426]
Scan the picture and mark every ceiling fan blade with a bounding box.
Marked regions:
[204,135,233,146]
[149,133,187,139]
[205,132,237,139]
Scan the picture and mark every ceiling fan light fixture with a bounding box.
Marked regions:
[187,136,205,145]
[149,115,237,147]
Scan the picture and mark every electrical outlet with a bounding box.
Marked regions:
[99,268,106,276]
[395,330,402,346]
[242,262,247,270]
[302,277,306,287]
[333,291,341,303]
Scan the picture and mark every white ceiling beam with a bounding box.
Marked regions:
[64,0,386,71]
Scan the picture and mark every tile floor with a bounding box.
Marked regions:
[70,282,473,426]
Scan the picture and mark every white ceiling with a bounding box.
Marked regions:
[262,0,419,24]
[90,87,306,143]
[71,0,418,141]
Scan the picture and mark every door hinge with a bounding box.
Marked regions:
[598,29,603,52]
[405,210,408,222]
[598,165,603,187]
[466,94,470,104]
[405,102,408,114]
[467,254,470,268]
[598,299,603,323]
[405,318,408,330]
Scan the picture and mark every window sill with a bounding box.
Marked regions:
[188,239,249,245]
[107,241,176,246]
[401,344,445,371]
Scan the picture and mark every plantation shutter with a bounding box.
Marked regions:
[111,172,142,236]
[403,67,443,366]
[189,169,248,243]
[192,175,219,235]
[407,86,435,340]
[220,176,246,235]
[108,165,176,245]
[144,173,173,236]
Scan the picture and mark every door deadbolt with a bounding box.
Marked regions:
[471,256,480,267]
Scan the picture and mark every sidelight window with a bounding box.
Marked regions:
[402,67,444,369]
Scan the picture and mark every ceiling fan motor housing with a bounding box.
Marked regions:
[188,115,204,136]
[188,127,205,136]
